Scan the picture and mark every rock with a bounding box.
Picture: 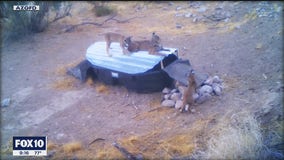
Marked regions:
[195,72,209,87]
[197,6,207,13]
[161,100,175,107]
[176,6,182,11]
[47,150,56,158]
[193,93,199,101]
[196,93,211,104]
[171,89,178,93]
[193,17,198,23]
[225,12,232,18]
[177,85,186,94]
[224,17,231,23]
[171,92,182,101]
[56,133,65,140]
[204,76,214,86]
[198,85,213,95]
[175,13,184,17]
[262,105,273,115]
[275,82,284,92]
[162,7,169,11]
[189,1,202,8]
[184,12,192,18]
[212,75,223,84]
[190,108,196,113]
[184,104,189,112]
[212,83,222,96]
[176,24,182,29]
[164,94,171,100]
[168,2,174,6]
[175,100,183,110]
[162,87,171,94]
[1,98,11,107]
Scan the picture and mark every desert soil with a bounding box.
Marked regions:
[1,1,283,159]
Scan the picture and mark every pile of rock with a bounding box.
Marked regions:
[161,75,224,112]
[255,2,282,18]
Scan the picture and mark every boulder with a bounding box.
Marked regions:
[170,92,182,101]
[194,72,209,87]
[161,100,175,107]
[1,98,10,107]
[164,94,171,100]
[213,75,223,84]
[171,89,178,93]
[162,87,171,94]
[204,76,214,86]
[175,100,183,110]
[193,93,199,101]
[198,85,213,95]
[212,83,222,96]
[196,93,212,104]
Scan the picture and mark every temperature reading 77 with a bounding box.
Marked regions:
[35,151,41,155]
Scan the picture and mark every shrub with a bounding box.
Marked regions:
[94,5,114,17]
[88,1,115,17]
[0,1,71,42]
[196,111,277,159]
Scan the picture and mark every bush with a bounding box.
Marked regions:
[0,1,71,42]
[88,1,115,17]
[94,5,114,17]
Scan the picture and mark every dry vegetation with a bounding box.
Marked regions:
[50,60,84,90]
[197,111,264,159]
[95,83,109,94]
[62,141,83,153]
[51,77,78,90]
[33,110,269,159]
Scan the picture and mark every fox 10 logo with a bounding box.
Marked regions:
[13,136,47,156]
[13,5,40,11]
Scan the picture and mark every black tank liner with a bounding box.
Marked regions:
[67,42,179,93]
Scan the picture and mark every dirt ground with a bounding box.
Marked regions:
[1,1,283,159]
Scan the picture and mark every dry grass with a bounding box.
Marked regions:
[92,143,124,159]
[115,119,213,159]
[255,43,263,50]
[50,141,90,160]
[56,140,124,159]
[52,77,77,90]
[86,77,95,86]
[95,83,109,94]
[133,107,173,123]
[33,111,270,159]
[51,60,86,90]
[149,98,162,108]
[218,9,258,34]
[0,139,13,155]
[159,134,195,158]
[47,141,58,151]
[55,59,84,76]
[198,111,264,159]
[62,141,83,153]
